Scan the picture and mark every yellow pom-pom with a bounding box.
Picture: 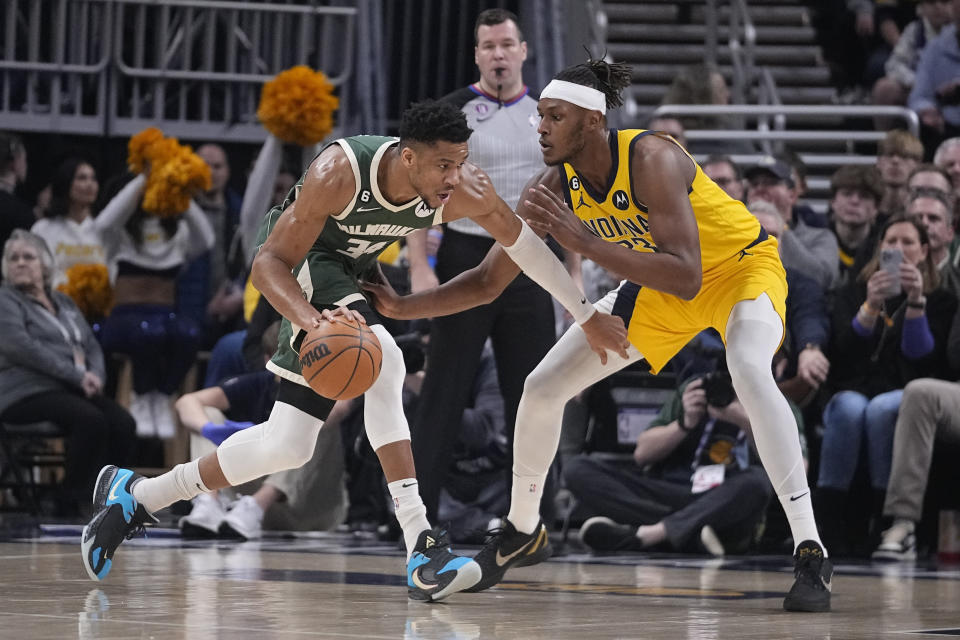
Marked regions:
[127,127,164,173]
[125,128,212,218]
[57,263,113,321]
[257,65,340,146]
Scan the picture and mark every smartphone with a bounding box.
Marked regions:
[879,247,903,296]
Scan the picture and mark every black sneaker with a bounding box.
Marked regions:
[783,540,832,612]
[81,466,158,581]
[406,527,481,602]
[579,516,644,552]
[464,519,552,593]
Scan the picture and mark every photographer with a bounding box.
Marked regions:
[565,365,804,556]
[818,215,957,555]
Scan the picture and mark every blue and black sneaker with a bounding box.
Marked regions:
[81,466,157,581]
[463,518,551,593]
[406,527,481,602]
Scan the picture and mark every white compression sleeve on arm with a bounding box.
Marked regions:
[501,221,595,324]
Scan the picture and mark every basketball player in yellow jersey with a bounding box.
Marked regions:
[364,59,831,612]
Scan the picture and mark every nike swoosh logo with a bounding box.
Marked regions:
[410,567,438,591]
[357,207,380,212]
[401,482,417,488]
[495,530,541,567]
[789,492,809,502]
[108,470,130,502]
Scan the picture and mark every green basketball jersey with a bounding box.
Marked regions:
[256,135,444,387]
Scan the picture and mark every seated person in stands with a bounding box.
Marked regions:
[817,215,957,556]
[0,230,135,515]
[828,165,886,289]
[876,130,924,222]
[701,155,744,202]
[566,356,804,556]
[94,172,215,439]
[746,159,839,290]
[174,321,346,539]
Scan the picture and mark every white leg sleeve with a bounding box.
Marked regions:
[513,289,644,477]
[363,324,411,451]
[724,294,807,496]
[216,401,323,486]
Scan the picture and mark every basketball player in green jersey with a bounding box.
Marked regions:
[80,100,628,602]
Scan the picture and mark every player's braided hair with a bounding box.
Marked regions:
[399,100,473,147]
[554,57,632,110]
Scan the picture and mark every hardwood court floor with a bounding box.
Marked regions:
[0,526,958,639]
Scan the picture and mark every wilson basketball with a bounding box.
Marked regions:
[298,316,382,400]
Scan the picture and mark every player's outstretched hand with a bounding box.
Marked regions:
[523,184,590,252]
[361,266,409,319]
[581,311,630,365]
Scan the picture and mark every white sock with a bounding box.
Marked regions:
[507,471,546,534]
[388,479,430,560]
[778,491,825,556]
[132,460,210,514]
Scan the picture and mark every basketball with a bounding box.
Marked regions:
[298,316,382,400]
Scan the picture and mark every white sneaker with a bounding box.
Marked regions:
[179,492,227,538]
[873,519,917,561]
[699,525,725,557]
[150,392,177,439]
[129,391,155,438]
[220,495,264,540]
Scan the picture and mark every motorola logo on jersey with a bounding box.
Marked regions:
[612,190,630,211]
[569,176,580,191]
[415,202,436,217]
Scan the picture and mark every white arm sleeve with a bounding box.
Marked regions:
[501,220,596,325]
[239,134,283,266]
[93,174,146,232]
[182,199,216,259]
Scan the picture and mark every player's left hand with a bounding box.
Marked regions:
[580,311,630,365]
[523,184,591,253]
[318,306,366,326]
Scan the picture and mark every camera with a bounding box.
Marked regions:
[701,371,736,408]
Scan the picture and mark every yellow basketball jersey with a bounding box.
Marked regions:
[558,129,764,272]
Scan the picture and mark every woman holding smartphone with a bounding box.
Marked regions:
[816,215,957,556]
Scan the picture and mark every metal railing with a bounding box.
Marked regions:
[0,0,360,141]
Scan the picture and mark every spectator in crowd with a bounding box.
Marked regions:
[745,159,839,290]
[0,132,35,247]
[777,150,829,229]
[906,189,960,296]
[31,158,106,288]
[933,137,960,201]
[872,373,960,561]
[567,359,803,556]
[829,165,886,288]
[818,215,957,555]
[95,173,215,438]
[0,230,136,515]
[749,201,831,407]
[180,143,244,344]
[909,3,960,153]
[877,130,925,221]
[662,64,749,154]
[701,155,744,202]
[175,322,346,540]
[647,117,688,149]
[404,8,562,524]
[873,295,960,560]
[908,162,954,200]
[872,0,953,118]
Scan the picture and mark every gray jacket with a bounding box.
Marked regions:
[779,220,839,291]
[0,285,105,415]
